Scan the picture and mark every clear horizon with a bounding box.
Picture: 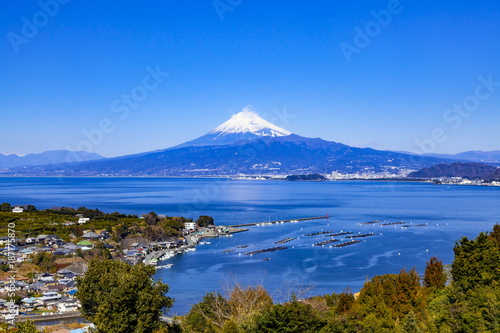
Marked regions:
[2,1,500,157]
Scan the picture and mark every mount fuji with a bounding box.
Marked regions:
[2,108,460,177]
[172,107,291,148]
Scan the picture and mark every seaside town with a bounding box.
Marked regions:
[0,203,241,331]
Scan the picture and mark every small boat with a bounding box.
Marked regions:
[262,258,271,261]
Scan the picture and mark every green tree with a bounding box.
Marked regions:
[353,267,427,328]
[31,251,54,272]
[251,300,327,333]
[197,216,215,228]
[335,290,355,314]
[15,320,39,333]
[451,232,500,292]
[25,205,37,212]
[489,223,500,248]
[424,257,446,289]
[397,311,422,333]
[0,203,12,212]
[76,260,173,333]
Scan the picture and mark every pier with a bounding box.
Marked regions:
[227,216,329,228]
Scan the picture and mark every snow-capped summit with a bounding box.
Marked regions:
[173,107,292,148]
[210,107,291,137]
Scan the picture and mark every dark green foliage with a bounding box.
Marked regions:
[197,215,215,228]
[451,232,500,292]
[335,290,355,314]
[77,207,106,219]
[323,293,339,308]
[25,205,37,212]
[489,223,500,248]
[251,301,327,333]
[31,251,55,271]
[14,320,39,333]
[430,226,500,332]
[0,202,12,212]
[434,285,500,333]
[285,174,327,181]
[397,311,421,333]
[76,260,173,333]
[424,257,446,289]
[355,268,426,321]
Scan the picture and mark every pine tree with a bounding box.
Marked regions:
[424,257,446,289]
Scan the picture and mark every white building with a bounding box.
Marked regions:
[12,206,24,213]
[78,217,90,224]
[184,222,197,231]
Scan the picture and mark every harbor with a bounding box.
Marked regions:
[227,215,329,228]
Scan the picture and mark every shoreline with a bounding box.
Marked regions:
[2,176,498,187]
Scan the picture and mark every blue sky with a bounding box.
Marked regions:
[1,1,499,157]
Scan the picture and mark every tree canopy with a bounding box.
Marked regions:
[196,216,215,228]
[76,260,173,333]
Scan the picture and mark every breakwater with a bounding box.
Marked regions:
[227,216,329,228]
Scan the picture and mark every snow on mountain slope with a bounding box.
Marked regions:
[210,107,291,137]
[172,107,292,149]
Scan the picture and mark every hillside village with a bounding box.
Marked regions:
[0,203,222,326]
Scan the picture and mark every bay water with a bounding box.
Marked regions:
[1,177,499,315]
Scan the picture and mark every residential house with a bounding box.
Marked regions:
[82,231,99,240]
[78,217,90,224]
[12,206,24,213]
[57,297,79,312]
[38,272,55,282]
[185,222,197,231]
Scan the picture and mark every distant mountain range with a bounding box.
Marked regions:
[1,109,497,177]
[408,162,498,179]
[0,150,105,169]
[394,150,500,165]
[0,109,456,177]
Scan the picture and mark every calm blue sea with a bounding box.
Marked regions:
[1,177,499,315]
